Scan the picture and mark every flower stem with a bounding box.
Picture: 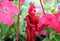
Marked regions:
[16,0,20,41]
[40,0,45,14]
[0,27,2,41]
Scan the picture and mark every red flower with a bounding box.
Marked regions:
[38,14,54,27]
[36,14,54,36]
[37,13,60,34]
[52,12,60,34]
[38,12,60,34]
[25,3,39,41]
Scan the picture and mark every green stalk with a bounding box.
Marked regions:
[16,0,20,41]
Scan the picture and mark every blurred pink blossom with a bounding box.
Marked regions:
[0,13,14,26]
[0,0,19,26]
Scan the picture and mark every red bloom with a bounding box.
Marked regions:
[25,3,39,41]
[28,3,39,25]
[37,14,54,35]
[38,12,60,34]
[37,13,60,34]
[38,14,54,27]
[52,12,60,34]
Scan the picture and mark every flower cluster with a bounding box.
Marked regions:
[0,0,20,26]
[25,3,60,41]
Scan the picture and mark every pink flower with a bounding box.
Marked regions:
[39,13,60,34]
[50,17,60,33]
[0,0,19,26]
[39,14,55,26]
[0,13,14,26]
[37,14,54,35]
[2,0,8,2]
[52,12,60,33]
[0,0,19,16]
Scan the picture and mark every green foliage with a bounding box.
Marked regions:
[49,28,56,40]
[43,38,49,41]
[43,28,60,41]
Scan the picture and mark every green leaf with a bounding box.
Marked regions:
[43,38,49,41]
[51,38,56,41]
[55,34,60,41]
[49,28,55,40]
[14,1,19,6]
